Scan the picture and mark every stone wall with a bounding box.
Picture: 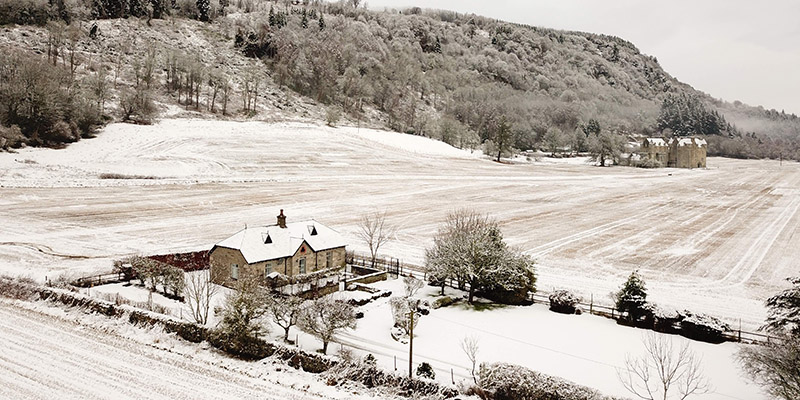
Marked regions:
[210,245,346,288]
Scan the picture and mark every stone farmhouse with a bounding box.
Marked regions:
[640,137,707,168]
[209,210,347,288]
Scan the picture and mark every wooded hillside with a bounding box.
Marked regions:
[1,0,798,160]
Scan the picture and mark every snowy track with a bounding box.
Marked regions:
[0,302,334,400]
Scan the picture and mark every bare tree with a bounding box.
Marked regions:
[461,335,480,383]
[183,269,221,325]
[266,294,304,342]
[357,211,396,267]
[403,275,424,297]
[299,296,356,354]
[618,332,710,400]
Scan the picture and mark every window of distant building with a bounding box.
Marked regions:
[299,258,306,274]
[231,263,239,280]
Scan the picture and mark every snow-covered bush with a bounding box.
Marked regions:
[548,289,582,314]
[679,311,732,343]
[416,362,435,380]
[479,362,610,400]
[389,297,419,336]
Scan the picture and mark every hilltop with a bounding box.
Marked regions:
[1,0,799,159]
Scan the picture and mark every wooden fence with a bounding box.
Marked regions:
[346,251,402,276]
[73,272,128,287]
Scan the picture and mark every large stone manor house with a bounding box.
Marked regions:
[639,137,707,168]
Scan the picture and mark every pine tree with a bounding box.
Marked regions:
[196,0,210,21]
[763,277,800,337]
[269,5,276,27]
[318,13,325,31]
[301,9,308,29]
[613,270,648,321]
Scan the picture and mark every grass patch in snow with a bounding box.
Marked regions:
[457,301,508,312]
[98,173,159,180]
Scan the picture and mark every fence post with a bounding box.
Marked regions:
[590,294,593,315]
[738,319,742,342]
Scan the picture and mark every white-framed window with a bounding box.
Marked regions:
[231,263,239,280]
[298,258,306,274]
[265,262,272,277]
[326,252,332,268]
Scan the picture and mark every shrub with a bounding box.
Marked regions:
[0,125,25,150]
[548,289,582,314]
[325,106,342,127]
[416,362,435,379]
[479,362,608,400]
[0,275,37,300]
[636,157,662,168]
[679,311,731,343]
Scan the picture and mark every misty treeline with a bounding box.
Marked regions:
[2,0,799,160]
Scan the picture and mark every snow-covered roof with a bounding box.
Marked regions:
[671,137,707,147]
[644,138,667,146]
[215,220,347,264]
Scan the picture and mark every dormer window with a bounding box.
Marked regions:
[308,225,318,236]
[263,233,272,244]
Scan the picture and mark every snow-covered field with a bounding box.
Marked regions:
[337,278,768,400]
[1,118,797,333]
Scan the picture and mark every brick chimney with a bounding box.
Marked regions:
[277,209,287,228]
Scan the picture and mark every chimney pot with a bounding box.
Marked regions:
[277,209,287,228]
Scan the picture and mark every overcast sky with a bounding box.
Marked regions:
[367,0,800,115]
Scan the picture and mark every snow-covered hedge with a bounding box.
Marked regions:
[679,311,732,343]
[479,362,613,400]
[324,357,458,398]
[548,289,582,314]
[641,303,681,333]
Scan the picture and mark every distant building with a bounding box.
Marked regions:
[209,210,347,288]
[640,137,707,168]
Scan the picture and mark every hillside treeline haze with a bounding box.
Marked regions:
[1,0,799,160]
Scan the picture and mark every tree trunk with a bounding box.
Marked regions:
[322,340,328,354]
[283,326,290,342]
[468,280,475,303]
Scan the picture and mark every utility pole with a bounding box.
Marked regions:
[408,307,414,378]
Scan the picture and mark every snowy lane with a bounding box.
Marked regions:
[0,302,325,400]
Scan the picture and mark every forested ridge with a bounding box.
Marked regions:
[1,0,799,160]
